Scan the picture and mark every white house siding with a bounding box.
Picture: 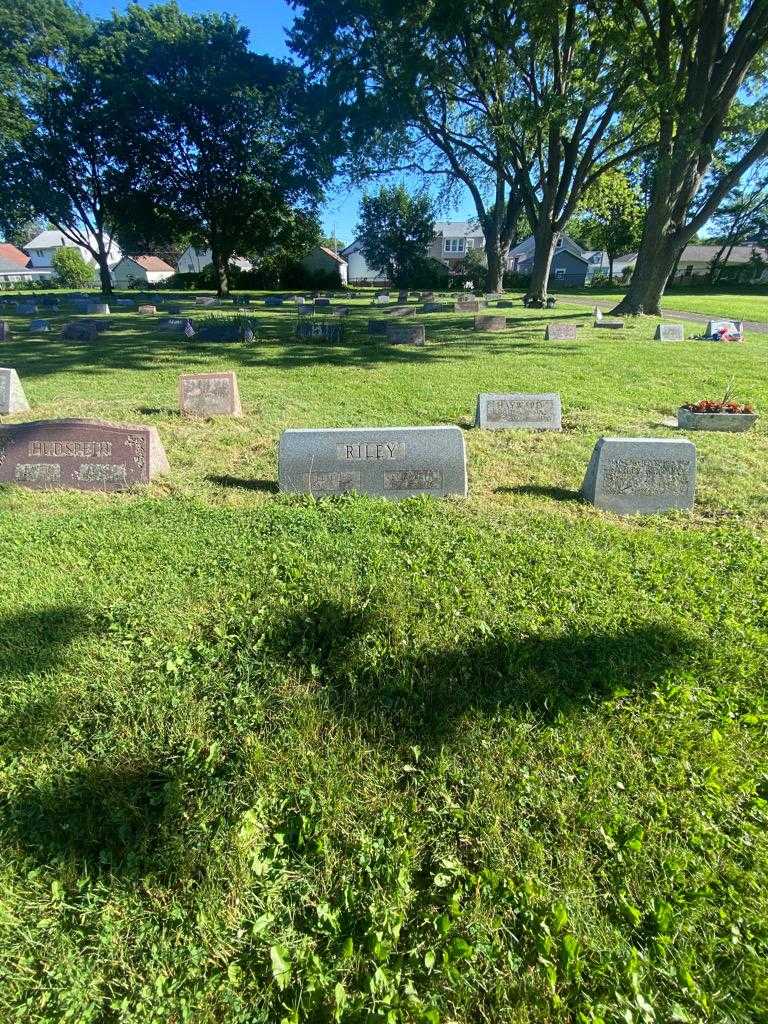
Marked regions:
[112,264,174,288]
[24,230,121,270]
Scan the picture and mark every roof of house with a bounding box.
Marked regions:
[0,243,30,267]
[433,220,482,236]
[509,233,590,263]
[316,245,347,265]
[24,229,71,250]
[121,254,175,273]
[617,244,768,265]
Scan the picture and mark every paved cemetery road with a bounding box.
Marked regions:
[560,295,768,334]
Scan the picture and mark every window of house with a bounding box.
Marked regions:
[444,238,466,253]
[555,268,565,280]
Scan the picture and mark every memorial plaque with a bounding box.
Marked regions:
[179,371,242,417]
[137,305,157,315]
[455,300,484,313]
[546,323,578,340]
[475,392,562,431]
[279,425,467,498]
[474,315,507,332]
[295,319,345,342]
[581,437,696,515]
[0,419,169,491]
[385,323,425,346]
[0,368,31,415]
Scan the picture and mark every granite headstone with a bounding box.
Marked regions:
[0,368,31,415]
[655,323,684,341]
[29,319,49,333]
[385,323,425,346]
[581,437,696,514]
[179,371,242,417]
[279,425,467,498]
[475,392,562,431]
[546,323,578,340]
[474,315,507,332]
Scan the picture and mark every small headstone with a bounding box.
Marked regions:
[595,319,624,329]
[29,319,49,333]
[0,368,31,415]
[315,297,331,307]
[87,302,110,315]
[264,295,283,307]
[297,304,315,316]
[386,305,414,318]
[196,296,217,307]
[581,437,696,515]
[0,321,10,341]
[295,319,344,343]
[422,302,452,313]
[385,323,425,346]
[475,392,561,431]
[474,315,507,332]
[62,319,110,341]
[546,323,578,340]
[655,323,684,341]
[368,319,388,336]
[137,305,157,315]
[375,294,390,305]
[279,425,467,498]
[179,371,242,417]
[706,319,743,341]
[455,300,484,313]
[0,419,169,491]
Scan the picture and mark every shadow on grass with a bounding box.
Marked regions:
[0,606,95,680]
[496,484,583,502]
[264,599,699,744]
[2,764,173,872]
[207,475,278,493]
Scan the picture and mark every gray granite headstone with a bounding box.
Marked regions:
[595,319,624,329]
[581,437,696,515]
[375,294,390,305]
[386,305,414,318]
[179,371,242,416]
[0,418,169,490]
[368,319,388,336]
[0,368,31,415]
[474,315,507,332]
[29,319,49,333]
[315,297,331,307]
[87,302,110,315]
[0,321,10,341]
[137,305,157,315]
[279,425,467,498]
[655,323,684,341]
[295,319,344,342]
[475,392,561,431]
[455,300,484,313]
[546,323,578,340]
[386,323,425,346]
[705,319,743,340]
[422,302,452,313]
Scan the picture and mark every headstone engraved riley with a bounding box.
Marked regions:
[0,368,31,415]
[475,392,562,431]
[655,323,684,341]
[279,425,467,498]
[581,437,696,514]
[546,323,578,340]
[0,419,169,491]
[179,371,242,417]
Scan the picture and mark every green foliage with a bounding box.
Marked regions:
[576,171,644,281]
[0,292,767,1020]
[51,246,95,289]
[357,186,435,287]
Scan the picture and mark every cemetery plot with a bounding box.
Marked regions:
[279,425,467,498]
[581,437,696,514]
[0,419,169,491]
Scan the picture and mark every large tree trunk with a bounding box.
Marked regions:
[484,230,506,293]
[611,195,678,315]
[212,248,229,297]
[608,255,614,285]
[97,248,112,297]
[527,222,556,301]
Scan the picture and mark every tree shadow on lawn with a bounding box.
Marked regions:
[266,599,699,746]
[207,474,278,493]
[0,605,97,681]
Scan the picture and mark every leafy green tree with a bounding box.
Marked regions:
[356,186,435,286]
[103,3,337,296]
[706,177,768,282]
[52,245,95,288]
[290,0,649,299]
[577,171,644,283]
[610,0,768,315]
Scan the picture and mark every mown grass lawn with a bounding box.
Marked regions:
[554,284,768,323]
[0,290,766,1024]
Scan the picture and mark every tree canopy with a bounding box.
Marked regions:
[356,186,435,286]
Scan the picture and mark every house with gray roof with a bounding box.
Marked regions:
[507,233,607,286]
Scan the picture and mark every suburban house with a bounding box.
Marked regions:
[507,234,607,285]
[112,255,176,288]
[429,220,486,269]
[24,229,121,271]
[0,243,52,286]
[339,240,387,284]
[615,244,768,281]
[301,245,348,285]
[176,246,253,274]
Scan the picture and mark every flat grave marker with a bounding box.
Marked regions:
[385,323,425,346]
[581,437,696,515]
[474,315,507,332]
[295,319,345,342]
[0,368,31,415]
[595,319,624,329]
[422,302,452,313]
[179,371,242,417]
[0,419,169,491]
[137,305,157,315]
[475,392,562,431]
[279,425,467,498]
[546,323,578,340]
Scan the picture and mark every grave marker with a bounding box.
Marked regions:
[279,425,467,498]
[87,302,110,315]
[455,299,484,313]
[368,319,388,336]
[0,368,31,415]
[196,296,217,307]
[475,392,562,431]
[581,437,696,515]
[0,419,169,491]
[386,305,414,318]
[655,323,684,341]
[29,319,49,333]
[474,315,507,332]
[0,321,10,341]
[179,371,242,417]
[546,323,578,340]
[295,319,345,342]
[422,302,452,313]
[315,297,331,307]
[595,319,624,329]
[137,305,157,315]
[385,323,425,346]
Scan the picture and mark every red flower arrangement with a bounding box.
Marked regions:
[682,398,754,414]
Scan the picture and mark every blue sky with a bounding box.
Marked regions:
[79,0,476,244]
